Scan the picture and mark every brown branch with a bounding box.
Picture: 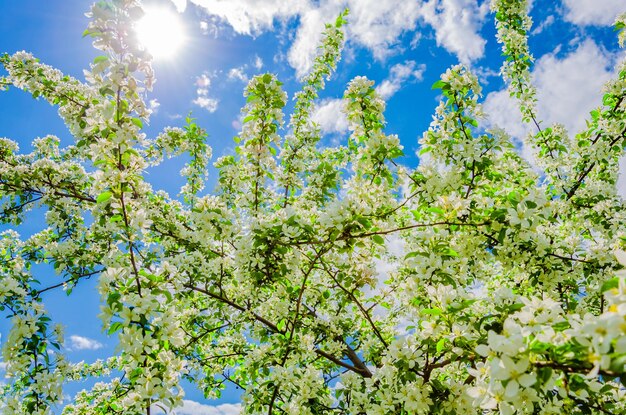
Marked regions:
[287,221,490,246]
[185,284,373,378]
[547,252,591,264]
[185,284,282,333]
[34,269,102,297]
[565,101,626,200]
[534,360,618,378]
[313,348,371,377]
[322,264,388,348]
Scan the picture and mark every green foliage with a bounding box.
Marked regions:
[1,1,626,414]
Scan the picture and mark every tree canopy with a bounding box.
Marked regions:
[1,0,626,414]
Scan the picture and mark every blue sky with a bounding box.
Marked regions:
[0,0,625,413]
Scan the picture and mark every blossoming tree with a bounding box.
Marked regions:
[1,0,626,414]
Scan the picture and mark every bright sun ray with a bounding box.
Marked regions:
[134,8,185,59]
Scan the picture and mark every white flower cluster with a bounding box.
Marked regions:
[279,10,347,203]
[1,0,626,414]
[616,13,626,48]
[491,0,537,123]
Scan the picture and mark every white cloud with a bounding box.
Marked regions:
[484,40,617,140]
[196,73,211,88]
[312,98,349,135]
[562,0,625,26]
[68,335,103,351]
[199,17,221,37]
[483,40,626,194]
[288,4,343,78]
[253,55,264,70]
[531,15,554,35]
[287,0,423,78]
[149,98,160,114]
[418,0,489,64]
[193,96,219,112]
[313,60,425,135]
[228,67,249,82]
[187,0,308,35]
[171,0,188,13]
[154,400,241,415]
[376,60,426,100]
[193,72,220,112]
[532,41,616,134]
[187,0,487,78]
[227,57,267,84]
[345,0,422,59]
[482,88,528,139]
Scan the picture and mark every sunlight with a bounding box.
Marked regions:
[134,7,185,59]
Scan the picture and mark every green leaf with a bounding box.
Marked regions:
[524,200,537,209]
[436,338,446,353]
[96,191,113,204]
[277,319,286,332]
[93,55,108,64]
[537,367,553,386]
[107,292,121,307]
[427,207,445,215]
[262,73,273,84]
[404,251,419,259]
[131,117,143,129]
[602,277,619,293]
[372,234,385,245]
[431,80,446,90]
[507,191,520,205]
[108,322,123,335]
[552,321,570,332]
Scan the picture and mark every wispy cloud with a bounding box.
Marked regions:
[418,0,489,64]
[376,60,426,100]
[288,0,423,78]
[153,400,241,415]
[193,72,219,113]
[171,0,188,13]
[68,335,103,351]
[312,98,349,135]
[484,40,618,140]
[562,0,625,26]
[181,0,489,78]
[531,15,555,35]
[313,60,425,135]
[253,55,264,70]
[482,40,622,186]
[187,0,308,35]
[228,67,249,83]
[149,98,161,115]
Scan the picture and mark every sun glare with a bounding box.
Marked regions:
[135,8,185,59]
